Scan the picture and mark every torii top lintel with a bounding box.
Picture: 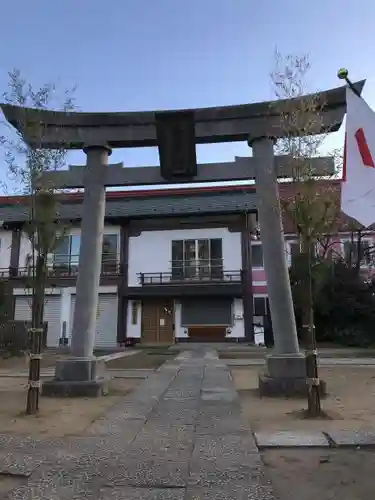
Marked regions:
[0,81,365,150]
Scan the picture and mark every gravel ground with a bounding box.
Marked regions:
[263,448,375,500]
[0,377,140,437]
[232,366,375,432]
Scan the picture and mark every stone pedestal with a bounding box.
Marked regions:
[259,353,307,397]
[258,353,327,397]
[42,358,109,397]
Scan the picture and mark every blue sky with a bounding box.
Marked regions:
[0,0,374,192]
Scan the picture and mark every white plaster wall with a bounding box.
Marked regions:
[227,299,244,339]
[128,228,241,287]
[0,230,12,271]
[126,299,142,339]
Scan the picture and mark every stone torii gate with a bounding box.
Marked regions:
[0,80,364,397]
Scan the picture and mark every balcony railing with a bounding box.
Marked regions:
[138,262,242,286]
[0,254,121,279]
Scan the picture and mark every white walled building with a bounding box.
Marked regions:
[2,181,364,348]
[0,186,257,347]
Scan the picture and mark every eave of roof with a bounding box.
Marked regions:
[0,183,259,207]
[0,179,344,207]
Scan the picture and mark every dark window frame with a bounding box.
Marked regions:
[53,233,119,271]
[131,301,138,325]
[171,238,223,279]
[251,243,263,268]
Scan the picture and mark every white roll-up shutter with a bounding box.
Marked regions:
[96,294,118,347]
[69,295,76,342]
[69,294,118,348]
[14,296,32,322]
[44,297,62,347]
[14,295,61,348]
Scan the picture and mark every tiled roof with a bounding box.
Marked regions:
[0,180,367,231]
[0,187,258,223]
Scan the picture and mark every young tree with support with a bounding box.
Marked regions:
[270,51,338,416]
[0,69,75,413]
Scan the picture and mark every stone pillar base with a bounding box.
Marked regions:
[42,357,109,398]
[258,353,327,398]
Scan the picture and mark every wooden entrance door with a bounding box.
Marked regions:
[141,299,174,344]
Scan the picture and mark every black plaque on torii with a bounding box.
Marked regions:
[155,110,197,181]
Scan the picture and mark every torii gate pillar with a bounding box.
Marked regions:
[43,144,113,397]
[250,137,308,396]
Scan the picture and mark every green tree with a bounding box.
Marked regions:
[0,69,75,412]
[313,259,375,346]
[271,50,338,416]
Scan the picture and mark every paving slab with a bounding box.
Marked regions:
[98,350,138,362]
[84,418,144,438]
[97,488,186,500]
[0,434,64,453]
[195,417,251,436]
[138,424,195,441]
[155,398,200,410]
[188,462,265,488]
[327,429,375,447]
[224,357,375,367]
[0,453,43,478]
[201,390,238,402]
[0,347,281,499]
[104,458,189,488]
[125,436,193,462]
[254,430,329,448]
[185,485,278,500]
[192,433,259,457]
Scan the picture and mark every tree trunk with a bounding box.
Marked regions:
[31,254,46,330]
[26,253,47,415]
[302,242,321,417]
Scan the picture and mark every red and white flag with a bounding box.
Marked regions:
[341,86,375,227]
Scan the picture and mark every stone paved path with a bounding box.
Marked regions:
[0,348,277,499]
[225,358,375,366]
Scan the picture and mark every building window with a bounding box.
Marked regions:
[286,241,301,266]
[131,301,138,325]
[342,239,372,267]
[253,296,269,316]
[102,234,119,273]
[53,234,81,270]
[171,238,223,280]
[53,233,119,272]
[251,243,263,268]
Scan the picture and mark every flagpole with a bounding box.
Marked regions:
[337,68,362,98]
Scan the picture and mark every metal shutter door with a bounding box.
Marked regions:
[15,295,61,347]
[43,297,62,347]
[70,294,118,348]
[14,296,32,322]
[181,298,232,326]
[96,294,118,347]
